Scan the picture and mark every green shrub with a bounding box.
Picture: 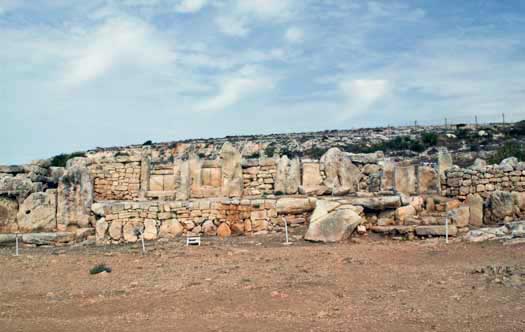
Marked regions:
[89,263,112,275]
[50,152,86,167]
[143,140,153,146]
[488,142,525,164]
[264,144,276,157]
[421,132,438,146]
[304,147,328,159]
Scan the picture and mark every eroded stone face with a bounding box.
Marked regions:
[17,190,57,232]
[0,196,18,232]
[321,148,361,192]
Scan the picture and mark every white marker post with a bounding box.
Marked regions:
[445,215,449,244]
[15,233,19,256]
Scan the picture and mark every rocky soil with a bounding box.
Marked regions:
[0,233,524,332]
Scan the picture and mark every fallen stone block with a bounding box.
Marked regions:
[415,225,457,237]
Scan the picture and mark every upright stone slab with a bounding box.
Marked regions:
[285,158,301,194]
[220,143,243,197]
[0,196,18,232]
[394,165,417,195]
[381,159,396,191]
[466,193,484,226]
[57,158,93,229]
[302,162,323,192]
[438,149,453,177]
[418,166,440,194]
[176,160,191,200]
[321,148,361,192]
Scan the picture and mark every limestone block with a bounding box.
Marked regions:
[0,196,18,232]
[418,166,440,194]
[17,190,57,232]
[394,165,417,195]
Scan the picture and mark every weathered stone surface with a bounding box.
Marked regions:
[347,151,383,164]
[57,161,93,228]
[395,205,416,223]
[415,225,457,237]
[276,198,316,214]
[304,208,363,243]
[489,191,514,221]
[0,196,18,232]
[321,148,361,192]
[0,234,17,245]
[500,157,518,168]
[220,143,243,197]
[109,221,123,240]
[275,156,300,195]
[123,222,141,242]
[471,158,486,169]
[202,219,217,236]
[512,192,525,211]
[285,158,301,194]
[302,162,323,192]
[438,149,453,176]
[176,160,191,200]
[418,166,440,194]
[466,194,484,226]
[447,206,470,227]
[20,232,74,245]
[159,219,184,238]
[217,223,231,237]
[309,200,341,222]
[371,225,415,235]
[341,196,401,210]
[0,165,25,174]
[143,219,158,240]
[0,174,35,201]
[91,203,105,217]
[96,218,108,243]
[394,165,417,195]
[17,190,57,232]
[380,159,396,191]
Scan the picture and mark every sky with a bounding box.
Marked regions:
[1,0,524,164]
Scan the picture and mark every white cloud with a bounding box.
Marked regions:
[235,0,293,19]
[285,26,304,43]
[215,0,294,37]
[195,66,275,112]
[215,15,249,37]
[175,0,207,13]
[63,17,175,85]
[339,79,389,118]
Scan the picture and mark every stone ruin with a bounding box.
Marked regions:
[1,140,524,247]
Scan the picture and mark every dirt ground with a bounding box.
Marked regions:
[0,231,524,332]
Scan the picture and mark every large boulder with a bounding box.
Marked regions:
[488,191,514,223]
[143,219,158,241]
[220,143,243,197]
[57,159,93,229]
[0,174,36,202]
[159,219,184,238]
[304,208,363,243]
[321,148,361,192]
[0,196,18,232]
[16,190,57,232]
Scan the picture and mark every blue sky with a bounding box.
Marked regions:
[1,0,524,164]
